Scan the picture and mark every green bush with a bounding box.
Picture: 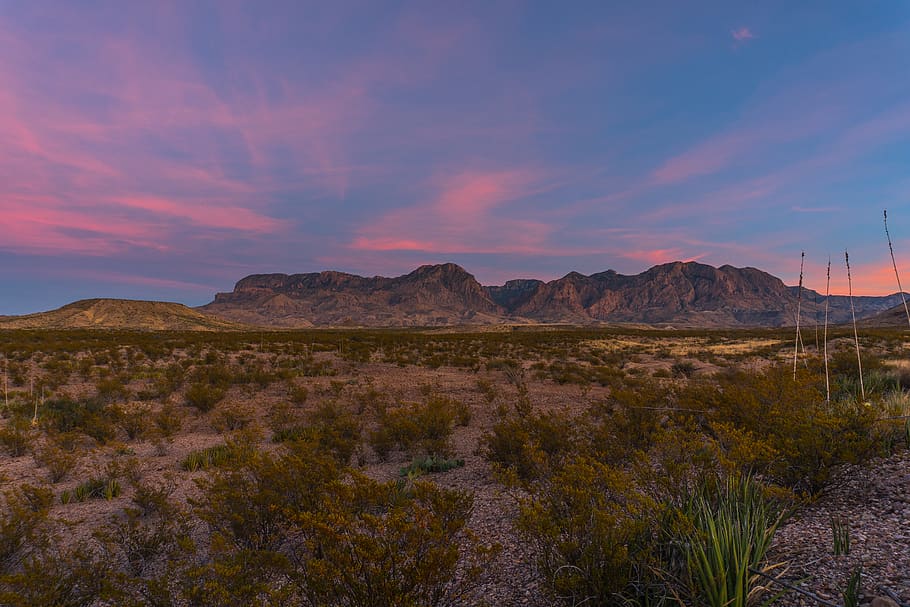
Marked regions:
[517,457,658,605]
[400,454,465,477]
[0,418,32,457]
[0,485,52,573]
[34,441,78,483]
[112,404,150,441]
[37,397,115,444]
[185,382,226,412]
[369,396,460,459]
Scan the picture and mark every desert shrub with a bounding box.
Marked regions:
[400,455,465,477]
[671,360,696,378]
[0,418,32,457]
[98,500,194,588]
[211,402,255,433]
[0,543,109,607]
[369,396,458,459]
[185,382,226,412]
[193,443,340,553]
[0,485,52,573]
[828,348,884,378]
[33,440,79,483]
[287,381,309,406]
[150,362,185,399]
[303,401,361,464]
[152,402,183,442]
[482,405,577,482]
[487,358,524,386]
[679,366,878,494]
[191,433,494,606]
[517,457,658,605]
[112,403,150,440]
[282,478,494,607]
[95,375,131,403]
[267,401,299,437]
[41,397,116,444]
[540,361,592,385]
[475,378,499,404]
[271,401,361,461]
[236,362,277,389]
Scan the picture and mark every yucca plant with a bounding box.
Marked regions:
[102,479,121,501]
[841,565,862,607]
[831,516,850,556]
[180,443,238,471]
[683,475,784,607]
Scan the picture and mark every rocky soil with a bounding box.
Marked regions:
[769,450,910,606]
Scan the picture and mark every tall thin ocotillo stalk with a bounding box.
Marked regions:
[814,290,819,352]
[794,251,805,380]
[824,256,831,402]
[884,209,910,329]
[845,250,865,401]
[32,386,41,426]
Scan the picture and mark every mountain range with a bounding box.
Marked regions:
[3,261,908,330]
[198,261,909,329]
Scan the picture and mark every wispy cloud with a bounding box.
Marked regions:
[731,27,755,43]
[351,169,556,254]
[791,205,841,213]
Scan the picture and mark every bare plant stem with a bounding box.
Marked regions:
[846,250,865,401]
[884,209,910,329]
[814,289,819,351]
[824,256,831,403]
[794,251,805,380]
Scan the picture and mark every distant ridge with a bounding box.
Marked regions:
[0,299,246,331]
[200,261,910,328]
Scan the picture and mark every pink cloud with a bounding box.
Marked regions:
[621,248,702,265]
[114,196,281,233]
[351,169,559,255]
[65,269,221,293]
[651,133,749,185]
[731,27,755,42]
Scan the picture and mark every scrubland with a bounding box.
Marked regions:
[0,326,908,606]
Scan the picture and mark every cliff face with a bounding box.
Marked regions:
[199,261,908,328]
[203,263,504,327]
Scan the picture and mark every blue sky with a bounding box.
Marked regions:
[1,1,909,313]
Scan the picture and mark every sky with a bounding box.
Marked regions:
[2,1,910,314]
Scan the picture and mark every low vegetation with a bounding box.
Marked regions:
[0,326,906,604]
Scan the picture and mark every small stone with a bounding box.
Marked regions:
[870,597,899,607]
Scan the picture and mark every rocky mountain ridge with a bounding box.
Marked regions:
[200,261,910,328]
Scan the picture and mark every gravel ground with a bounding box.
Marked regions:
[769,450,910,606]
